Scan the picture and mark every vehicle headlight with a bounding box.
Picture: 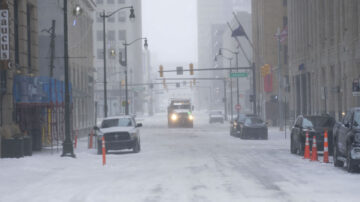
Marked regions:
[355,133,360,143]
[188,115,194,120]
[171,114,178,121]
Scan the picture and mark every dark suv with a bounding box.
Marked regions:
[333,108,360,172]
[290,115,335,155]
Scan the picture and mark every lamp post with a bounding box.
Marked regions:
[61,0,76,157]
[100,6,135,118]
[120,38,148,115]
[219,48,240,118]
[215,55,233,121]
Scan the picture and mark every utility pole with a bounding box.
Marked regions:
[49,20,56,78]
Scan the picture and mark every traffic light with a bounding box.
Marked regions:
[159,65,164,77]
[176,66,183,75]
[189,63,194,75]
[261,64,271,77]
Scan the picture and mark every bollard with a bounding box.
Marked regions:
[88,131,93,149]
[102,136,106,166]
[74,134,78,149]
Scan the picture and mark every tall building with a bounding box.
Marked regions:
[93,0,143,117]
[219,11,252,116]
[196,0,244,110]
[0,0,39,155]
[37,0,96,138]
[251,0,288,125]
[288,0,360,120]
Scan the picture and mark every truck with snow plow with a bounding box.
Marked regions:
[167,99,194,128]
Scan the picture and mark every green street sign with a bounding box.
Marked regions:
[230,72,248,78]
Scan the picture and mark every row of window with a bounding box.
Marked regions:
[96,11,127,23]
[96,0,125,4]
[96,48,125,59]
[96,30,126,41]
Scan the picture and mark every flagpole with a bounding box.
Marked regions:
[232,12,254,50]
[276,27,284,131]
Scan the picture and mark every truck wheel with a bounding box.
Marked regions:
[333,142,344,167]
[346,147,358,172]
[133,139,140,153]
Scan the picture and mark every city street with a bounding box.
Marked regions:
[1,111,359,202]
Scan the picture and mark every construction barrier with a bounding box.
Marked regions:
[323,130,329,163]
[88,130,93,149]
[102,136,106,166]
[310,136,318,161]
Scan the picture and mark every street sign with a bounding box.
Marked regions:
[235,104,241,111]
[230,72,248,78]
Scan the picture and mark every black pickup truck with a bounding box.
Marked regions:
[333,108,360,172]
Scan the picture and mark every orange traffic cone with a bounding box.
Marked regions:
[311,136,318,161]
[304,132,311,159]
[102,136,106,166]
[323,130,329,163]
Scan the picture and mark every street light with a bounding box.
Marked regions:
[218,48,240,118]
[215,54,233,121]
[100,6,135,118]
[62,0,75,157]
[120,37,148,115]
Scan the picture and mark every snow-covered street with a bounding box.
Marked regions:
[1,111,360,202]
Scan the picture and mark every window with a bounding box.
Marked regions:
[97,49,104,59]
[284,45,288,64]
[96,0,103,4]
[96,30,103,41]
[108,30,115,41]
[118,30,126,41]
[107,12,115,23]
[96,12,102,23]
[283,16,288,28]
[283,0,287,7]
[118,0,125,3]
[107,0,115,4]
[118,11,126,22]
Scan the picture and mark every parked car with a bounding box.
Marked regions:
[209,110,224,124]
[94,116,142,154]
[290,115,335,156]
[333,108,360,172]
[230,115,268,139]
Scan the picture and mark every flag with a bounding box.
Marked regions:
[231,23,247,38]
[274,26,288,43]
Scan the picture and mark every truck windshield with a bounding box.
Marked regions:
[101,118,132,128]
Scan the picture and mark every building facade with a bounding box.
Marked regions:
[252,0,288,125]
[288,0,360,120]
[219,11,252,116]
[0,0,39,155]
[196,0,244,110]
[93,0,143,118]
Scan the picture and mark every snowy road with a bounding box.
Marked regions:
[1,112,360,202]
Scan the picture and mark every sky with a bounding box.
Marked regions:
[142,0,198,67]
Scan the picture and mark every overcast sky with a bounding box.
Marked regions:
[142,0,197,67]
